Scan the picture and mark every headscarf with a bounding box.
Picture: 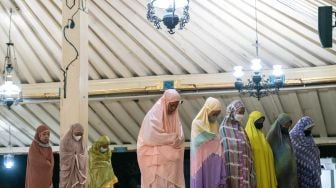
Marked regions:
[89,135,118,188]
[220,100,256,188]
[245,111,277,188]
[223,99,245,122]
[290,116,321,188]
[190,97,225,188]
[60,123,87,188]
[191,97,221,152]
[25,125,54,188]
[137,89,185,188]
[266,113,298,188]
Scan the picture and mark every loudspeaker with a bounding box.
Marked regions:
[66,19,75,29]
[318,6,333,48]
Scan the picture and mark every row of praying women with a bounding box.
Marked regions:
[25,123,118,188]
[137,89,322,188]
[24,89,321,188]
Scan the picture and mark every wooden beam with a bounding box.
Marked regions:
[20,65,336,99]
[60,0,88,140]
[314,137,336,146]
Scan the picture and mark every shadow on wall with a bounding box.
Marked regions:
[0,150,191,188]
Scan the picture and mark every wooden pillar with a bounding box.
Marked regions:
[60,1,88,142]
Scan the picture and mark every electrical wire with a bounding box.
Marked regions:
[61,0,87,98]
[8,9,12,44]
[254,0,259,57]
[61,26,79,98]
[9,123,12,152]
[3,9,14,75]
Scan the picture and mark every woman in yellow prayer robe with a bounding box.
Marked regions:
[89,136,118,188]
[245,111,277,188]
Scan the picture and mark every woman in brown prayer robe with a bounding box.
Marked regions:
[25,124,54,188]
[60,123,87,188]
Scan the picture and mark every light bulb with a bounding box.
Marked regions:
[233,66,244,78]
[5,160,14,168]
[272,65,283,77]
[0,81,21,97]
[4,154,14,169]
[251,58,262,71]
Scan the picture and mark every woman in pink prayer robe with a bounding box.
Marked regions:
[137,89,185,188]
[25,124,54,188]
[60,123,87,188]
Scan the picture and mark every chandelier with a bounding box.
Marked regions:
[233,0,285,100]
[0,9,22,108]
[147,0,190,34]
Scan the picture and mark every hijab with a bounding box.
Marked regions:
[245,111,277,188]
[25,125,54,188]
[137,89,185,187]
[220,100,256,188]
[290,116,321,188]
[60,123,87,188]
[191,97,221,152]
[266,113,298,188]
[190,97,225,188]
[89,136,118,188]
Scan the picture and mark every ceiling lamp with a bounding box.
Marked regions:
[233,0,285,100]
[4,154,14,169]
[4,121,14,169]
[0,9,22,108]
[147,0,190,34]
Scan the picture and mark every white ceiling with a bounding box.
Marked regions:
[0,0,335,152]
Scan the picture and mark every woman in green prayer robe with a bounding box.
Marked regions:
[89,136,118,188]
[266,113,298,188]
